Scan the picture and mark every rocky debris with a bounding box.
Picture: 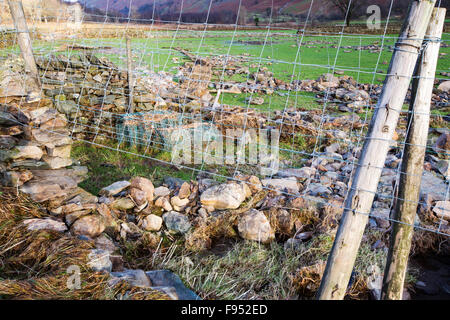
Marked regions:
[23,218,68,232]
[0,56,40,100]
[238,209,275,244]
[163,211,192,234]
[200,182,250,210]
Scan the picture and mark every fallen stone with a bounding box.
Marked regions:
[163,211,192,234]
[94,234,117,254]
[87,249,112,273]
[433,201,450,221]
[200,183,249,210]
[420,171,447,201]
[146,270,200,300]
[305,183,332,197]
[65,209,92,226]
[109,269,152,288]
[130,188,147,206]
[99,181,131,197]
[178,182,191,199]
[112,197,135,210]
[171,196,189,212]
[130,177,154,202]
[141,214,163,231]
[23,218,68,232]
[154,186,171,198]
[371,208,391,229]
[261,177,299,193]
[238,209,275,244]
[437,80,450,93]
[70,214,105,238]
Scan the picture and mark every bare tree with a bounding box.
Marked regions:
[327,0,365,26]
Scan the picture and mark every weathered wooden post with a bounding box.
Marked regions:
[126,36,134,113]
[317,0,436,300]
[381,7,446,300]
[7,0,41,87]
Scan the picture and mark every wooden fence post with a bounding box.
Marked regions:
[316,0,436,300]
[126,36,134,113]
[381,7,446,300]
[8,0,41,87]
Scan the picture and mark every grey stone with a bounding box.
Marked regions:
[261,177,299,193]
[162,211,192,234]
[110,269,152,288]
[146,270,200,300]
[420,171,447,201]
[99,180,131,197]
[305,183,332,197]
[154,186,171,198]
[87,249,112,272]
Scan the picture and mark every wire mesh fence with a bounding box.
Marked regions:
[0,0,449,299]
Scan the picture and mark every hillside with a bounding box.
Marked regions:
[82,0,334,19]
[80,0,420,24]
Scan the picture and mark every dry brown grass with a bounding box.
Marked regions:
[0,187,169,300]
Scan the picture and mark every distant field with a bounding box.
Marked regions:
[14,28,448,83]
[2,26,449,116]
